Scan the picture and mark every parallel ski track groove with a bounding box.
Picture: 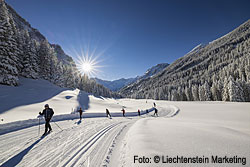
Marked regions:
[61,122,122,167]
[36,121,98,167]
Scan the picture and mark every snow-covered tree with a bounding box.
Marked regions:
[21,30,39,79]
[185,86,192,101]
[222,78,230,101]
[119,20,250,102]
[171,89,178,101]
[0,1,19,86]
[228,78,244,102]
[38,40,53,81]
[211,81,222,101]
[192,84,199,101]
[199,82,211,101]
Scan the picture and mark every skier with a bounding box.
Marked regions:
[153,108,158,117]
[138,109,141,116]
[146,109,149,114]
[77,107,83,120]
[39,104,54,136]
[153,102,156,107]
[106,108,112,118]
[121,108,125,117]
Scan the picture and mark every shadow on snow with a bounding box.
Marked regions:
[1,136,44,167]
[0,78,66,114]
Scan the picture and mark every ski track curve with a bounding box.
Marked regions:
[0,105,178,167]
[60,122,122,167]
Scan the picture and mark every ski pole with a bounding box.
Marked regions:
[52,119,63,131]
[38,117,40,136]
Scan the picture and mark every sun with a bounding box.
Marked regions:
[75,51,102,77]
[82,62,92,73]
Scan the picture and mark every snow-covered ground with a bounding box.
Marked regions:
[0,78,154,124]
[121,102,250,167]
[0,78,250,167]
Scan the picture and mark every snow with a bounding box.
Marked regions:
[0,78,151,124]
[0,77,75,123]
[209,33,229,44]
[121,101,250,167]
[0,78,250,167]
[185,43,205,55]
[94,77,138,91]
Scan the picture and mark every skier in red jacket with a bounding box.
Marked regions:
[138,109,141,116]
[121,108,125,117]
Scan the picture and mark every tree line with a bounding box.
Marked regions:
[0,1,119,98]
[120,20,250,102]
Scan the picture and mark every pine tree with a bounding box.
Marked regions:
[38,40,53,81]
[228,77,244,102]
[222,78,230,101]
[53,62,65,87]
[0,1,19,86]
[198,85,205,101]
[203,81,212,101]
[63,66,76,88]
[211,81,222,101]
[185,87,192,101]
[171,89,178,101]
[154,88,159,100]
[21,30,39,79]
[192,84,199,101]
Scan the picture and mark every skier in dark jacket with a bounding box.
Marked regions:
[153,102,156,107]
[138,109,141,116]
[121,108,125,117]
[78,107,83,120]
[153,108,158,117]
[106,108,111,118]
[39,104,54,135]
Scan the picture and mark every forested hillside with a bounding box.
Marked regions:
[120,20,250,102]
[0,0,117,97]
[94,63,169,91]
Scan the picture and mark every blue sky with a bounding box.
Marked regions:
[6,0,250,81]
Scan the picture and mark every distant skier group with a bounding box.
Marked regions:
[105,107,126,118]
[105,102,158,118]
[38,102,158,136]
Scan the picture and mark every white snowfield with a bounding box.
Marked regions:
[0,78,250,167]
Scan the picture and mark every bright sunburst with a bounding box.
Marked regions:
[75,51,102,77]
[82,62,92,73]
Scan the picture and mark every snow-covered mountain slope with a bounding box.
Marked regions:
[93,77,138,91]
[4,2,73,67]
[0,1,115,97]
[185,43,206,55]
[5,3,46,42]
[0,77,153,124]
[94,63,169,91]
[0,99,249,166]
[139,63,169,80]
[120,20,250,101]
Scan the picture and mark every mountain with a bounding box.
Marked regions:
[120,20,250,102]
[94,77,138,91]
[94,63,169,91]
[0,0,117,97]
[139,63,169,80]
